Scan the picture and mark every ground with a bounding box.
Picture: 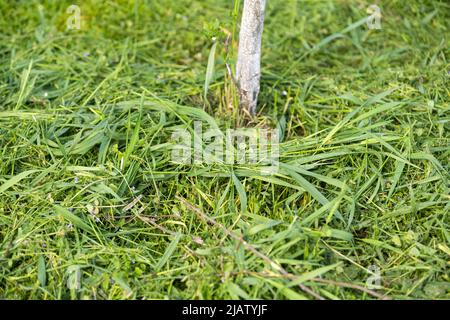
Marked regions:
[0,0,449,299]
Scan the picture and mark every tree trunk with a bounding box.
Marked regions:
[236,0,266,115]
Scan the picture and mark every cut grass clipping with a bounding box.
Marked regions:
[0,0,449,299]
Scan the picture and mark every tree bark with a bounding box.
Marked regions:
[236,0,266,115]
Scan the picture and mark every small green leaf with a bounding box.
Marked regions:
[155,233,182,271]
[54,205,94,234]
[288,263,341,287]
[37,256,46,287]
[0,170,39,194]
[204,41,218,100]
[227,282,250,299]
[232,173,247,213]
[264,279,307,300]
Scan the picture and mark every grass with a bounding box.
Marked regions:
[0,0,449,300]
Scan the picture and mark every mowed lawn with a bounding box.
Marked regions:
[0,0,449,299]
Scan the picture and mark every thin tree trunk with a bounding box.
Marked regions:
[236,0,266,115]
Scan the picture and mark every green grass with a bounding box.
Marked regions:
[0,0,449,300]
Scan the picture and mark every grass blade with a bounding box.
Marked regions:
[204,41,218,101]
[0,169,39,194]
[155,233,182,271]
